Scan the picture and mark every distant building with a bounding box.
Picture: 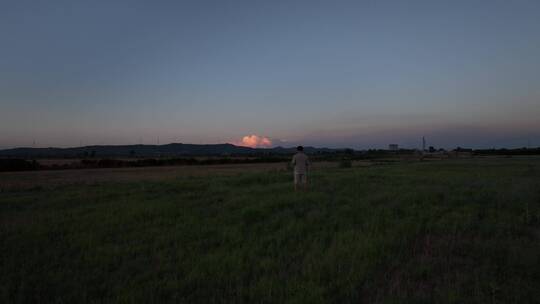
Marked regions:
[388,144,399,151]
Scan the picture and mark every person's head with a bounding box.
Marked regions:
[296,146,304,152]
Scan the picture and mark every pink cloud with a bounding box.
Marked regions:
[234,134,273,148]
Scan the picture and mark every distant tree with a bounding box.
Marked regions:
[130,150,136,157]
[429,146,436,153]
[90,151,96,158]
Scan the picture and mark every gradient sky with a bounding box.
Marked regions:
[1,0,539,149]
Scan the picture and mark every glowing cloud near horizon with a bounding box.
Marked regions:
[235,134,273,148]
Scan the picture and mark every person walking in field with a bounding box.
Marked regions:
[291,146,310,191]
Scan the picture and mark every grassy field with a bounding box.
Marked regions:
[0,161,342,191]
[1,157,540,303]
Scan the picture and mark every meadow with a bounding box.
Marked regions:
[1,157,539,303]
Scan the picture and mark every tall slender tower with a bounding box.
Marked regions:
[422,136,426,152]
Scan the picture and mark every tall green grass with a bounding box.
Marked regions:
[1,159,540,303]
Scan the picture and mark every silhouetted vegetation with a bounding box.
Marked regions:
[472,147,540,156]
[2,147,540,172]
[80,156,289,169]
[0,159,39,172]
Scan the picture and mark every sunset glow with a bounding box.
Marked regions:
[234,135,273,148]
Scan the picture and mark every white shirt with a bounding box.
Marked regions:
[291,152,310,174]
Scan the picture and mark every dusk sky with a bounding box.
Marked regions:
[1,0,539,149]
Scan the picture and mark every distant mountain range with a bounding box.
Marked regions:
[0,143,340,158]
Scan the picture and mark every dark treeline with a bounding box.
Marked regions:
[0,143,336,158]
[470,147,540,155]
[0,157,289,172]
[0,150,381,172]
[1,147,539,172]
[81,157,288,168]
[0,159,40,172]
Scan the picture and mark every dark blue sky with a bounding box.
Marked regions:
[1,0,539,149]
